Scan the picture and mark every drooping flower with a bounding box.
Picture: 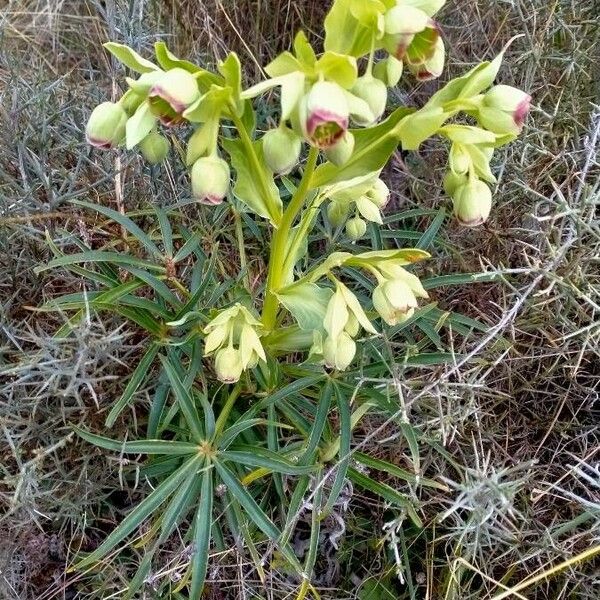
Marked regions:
[478,85,532,135]
[301,81,350,149]
[148,68,200,126]
[373,279,419,326]
[452,178,493,227]
[191,156,231,205]
[350,75,388,125]
[85,102,128,149]
[262,126,302,175]
[139,132,170,164]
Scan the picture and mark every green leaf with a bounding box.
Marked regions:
[353,452,448,491]
[417,208,446,250]
[276,283,333,331]
[75,428,198,455]
[315,52,358,88]
[348,467,423,527]
[103,42,159,73]
[73,201,163,258]
[154,41,203,74]
[221,448,316,475]
[394,107,449,151]
[218,53,243,107]
[105,344,161,427]
[422,272,502,290]
[322,384,351,515]
[213,461,281,541]
[126,101,157,149]
[310,107,413,188]
[221,137,283,224]
[300,380,333,464]
[160,354,205,442]
[173,230,204,264]
[75,457,202,570]
[190,466,213,599]
[218,419,268,450]
[34,251,166,275]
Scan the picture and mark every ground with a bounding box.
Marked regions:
[0,1,599,599]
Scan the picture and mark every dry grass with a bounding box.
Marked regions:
[1,0,599,598]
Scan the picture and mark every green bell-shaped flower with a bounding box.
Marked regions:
[373,279,419,326]
[479,85,532,135]
[139,131,170,165]
[262,126,302,175]
[85,102,128,149]
[324,132,355,166]
[366,179,390,209]
[452,178,492,227]
[191,156,231,205]
[214,346,244,384]
[300,81,350,149]
[351,74,388,125]
[323,332,356,371]
[346,216,367,241]
[148,68,200,126]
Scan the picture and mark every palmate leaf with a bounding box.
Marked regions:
[75,456,202,570]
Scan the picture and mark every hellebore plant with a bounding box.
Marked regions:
[45,0,530,596]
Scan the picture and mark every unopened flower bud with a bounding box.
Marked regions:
[120,90,145,116]
[373,56,404,87]
[373,279,418,326]
[327,200,350,228]
[301,81,350,149]
[351,75,388,125]
[149,68,200,126]
[480,85,532,134]
[139,132,170,164]
[214,347,243,384]
[323,332,356,371]
[262,126,302,175]
[85,102,128,149]
[346,217,367,241]
[452,178,492,227]
[191,156,231,205]
[324,132,355,166]
[367,179,390,209]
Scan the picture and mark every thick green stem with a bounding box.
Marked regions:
[214,383,242,438]
[262,146,320,330]
[230,109,281,226]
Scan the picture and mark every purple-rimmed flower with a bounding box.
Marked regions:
[452,178,492,227]
[301,81,350,149]
[148,68,200,127]
[85,102,128,149]
[479,85,532,134]
[191,156,231,205]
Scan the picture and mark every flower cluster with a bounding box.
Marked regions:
[83,0,531,380]
[203,305,266,383]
